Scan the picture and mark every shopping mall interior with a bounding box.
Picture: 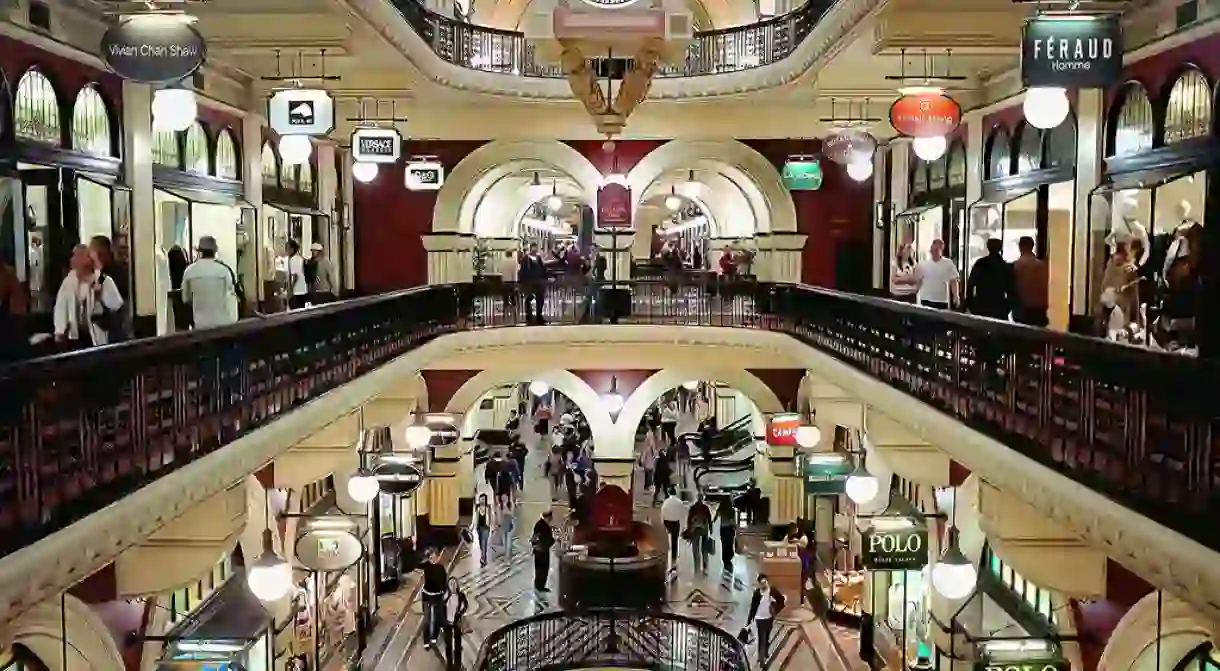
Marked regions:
[1,1,1220,671]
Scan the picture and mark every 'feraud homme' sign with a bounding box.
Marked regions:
[862,518,928,571]
[976,661,1069,671]
[1022,16,1122,89]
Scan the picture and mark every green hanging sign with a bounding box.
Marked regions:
[800,453,851,495]
[782,158,823,191]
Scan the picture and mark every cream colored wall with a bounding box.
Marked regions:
[155,190,189,251]
[191,203,241,269]
[77,179,112,244]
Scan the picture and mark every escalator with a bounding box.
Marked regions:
[681,416,759,496]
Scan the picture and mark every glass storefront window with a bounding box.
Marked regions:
[986,545,1059,629]
[71,86,112,156]
[14,70,62,145]
[167,554,234,626]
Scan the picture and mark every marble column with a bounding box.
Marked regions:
[340,148,356,292]
[316,142,338,259]
[767,232,807,284]
[1072,89,1105,317]
[121,80,157,337]
[240,113,267,304]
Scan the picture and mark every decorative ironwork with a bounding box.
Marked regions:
[1111,83,1154,156]
[1015,122,1042,173]
[985,126,1011,179]
[216,129,240,180]
[152,128,180,167]
[14,69,61,145]
[70,86,112,156]
[1164,68,1212,145]
[261,141,278,185]
[1043,113,1076,169]
[389,0,833,79]
[184,122,209,174]
[474,609,748,671]
[946,141,966,187]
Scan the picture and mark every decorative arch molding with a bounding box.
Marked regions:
[14,68,63,146]
[626,140,796,234]
[184,122,210,174]
[445,367,617,455]
[215,128,241,180]
[984,126,1012,179]
[9,593,126,671]
[1108,81,1155,157]
[435,141,603,234]
[1100,591,1215,671]
[261,141,279,186]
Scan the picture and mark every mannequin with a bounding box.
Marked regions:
[1107,190,1151,266]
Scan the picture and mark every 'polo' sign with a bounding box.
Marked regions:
[862,518,928,570]
[1022,16,1122,89]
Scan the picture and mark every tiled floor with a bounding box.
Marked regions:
[359,410,863,671]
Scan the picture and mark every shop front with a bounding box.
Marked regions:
[150,121,251,334]
[1086,68,1215,352]
[291,510,366,671]
[795,451,866,625]
[966,117,1077,330]
[1,67,126,322]
[157,570,273,671]
[366,450,427,593]
[260,139,327,312]
[892,140,967,270]
[859,490,933,670]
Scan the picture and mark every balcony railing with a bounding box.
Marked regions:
[0,279,1217,563]
[390,0,833,78]
[473,608,749,671]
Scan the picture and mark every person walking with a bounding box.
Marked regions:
[308,242,338,303]
[746,574,786,659]
[284,239,309,310]
[181,236,239,329]
[717,496,737,572]
[687,495,713,573]
[653,446,673,506]
[660,401,679,446]
[519,242,548,325]
[914,239,960,309]
[498,497,516,560]
[890,243,918,303]
[530,510,556,592]
[639,428,658,493]
[1012,236,1050,327]
[419,547,449,649]
[474,494,492,567]
[661,490,685,576]
[965,237,1015,319]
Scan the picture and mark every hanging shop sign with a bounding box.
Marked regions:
[373,461,425,496]
[295,520,363,572]
[889,92,962,138]
[766,413,802,447]
[781,157,823,191]
[823,129,878,165]
[405,158,445,191]
[269,88,336,137]
[975,660,1069,671]
[861,518,929,571]
[801,454,852,495]
[350,127,402,164]
[597,183,632,228]
[1021,15,1122,89]
[425,418,460,446]
[101,16,207,84]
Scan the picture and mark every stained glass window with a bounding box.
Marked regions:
[985,544,1060,629]
[14,69,61,145]
[184,123,209,174]
[1164,69,1212,144]
[152,128,180,167]
[71,85,111,155]
[261,142,278,186]
[1111,83,1154,156]
[216,129,240,180]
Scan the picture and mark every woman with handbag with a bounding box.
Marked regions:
[53,245,124,348]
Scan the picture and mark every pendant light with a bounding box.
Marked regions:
[930,486,977,600]
[351,162,379,183]
[347,467,380,503]
[246,492,292,603]
[1023,87,1070,130]
[545,181,562,213]
[152,87,197,132]
[912,135,947,161]
[602,376,624,415]
[844,461,879,504]
[665,186,682,211]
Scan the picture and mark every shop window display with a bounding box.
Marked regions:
[70,86,112,156]
[14,70,61,145]
[298,162,314,195]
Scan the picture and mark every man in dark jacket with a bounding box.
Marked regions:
[419,547,449,649]
[745,574,787,657]
[519,242,548,325]
[965,238,1015,319]
[531,510,556,591]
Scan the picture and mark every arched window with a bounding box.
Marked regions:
[70,85,111,156]
[1016,123,1042,173]
[14,69,61,145]
[985,127,1011,179]
[1164,69,1212,144]
[152,129,180,167]
[298,161,314,194]
[928,153,947,190]
[261,142,278,185]
[184,122,209,174]
[947,142,966,187]
[1111,83,1154,156]
[216,129,240,180]
[1044,113,1077,169]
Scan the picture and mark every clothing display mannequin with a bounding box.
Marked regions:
[1107,190,1151,266]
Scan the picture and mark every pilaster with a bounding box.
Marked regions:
[340,149,356,291]
[121,80,156,336]
[316,142,338,259]
[765,232,807,284]
[963,110,985,206]
[872,145,890,289]
[422,233,476,285]
[753,232,773,282]
[768,448,802,527]
[241,113,267,302]
[1072,89,1105,316]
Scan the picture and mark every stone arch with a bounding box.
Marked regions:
[445,368,616,455]
[9,593,125,671]
[434,141,603,235]
[1100,591,1215,671]
[626,140,797,235]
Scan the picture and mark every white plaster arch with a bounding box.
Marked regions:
[1100,592,1215,671]
[641,171,747,236]
[10,594,125,671]
[445,368,618,456]
[616,368,784,449]
[435,141,602,235]
[626,140,797,234]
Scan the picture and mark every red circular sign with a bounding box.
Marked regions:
[889,93,962,138]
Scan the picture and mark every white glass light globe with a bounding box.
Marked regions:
[529,380,550,396]
[665,194,682,211]
[931,547,978,600]
[545,194,563,212]
[352,162,379,183]
[794,425,822,449]
[347,469,380,503]
[682,381,700,390]
[152,88,197,132]
[247,554,293,602]
[405,424,433,449]
[1024,87,1070,130]
[603,392,624,414]
[845,469,880,504]
[846,159,874,182]
[279,134,313,166]
[912,135,947,161]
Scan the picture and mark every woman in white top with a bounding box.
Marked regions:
[285,239,309,310]
[639,429,659,492]
[660,401,679,446]
[53,244,124,347]
[889,243,918,303]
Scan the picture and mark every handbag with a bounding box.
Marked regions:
[737,626,753,644]
[90,273,126,343]
[701,534,715,555]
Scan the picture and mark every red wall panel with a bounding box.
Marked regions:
[744,368,805,410]
[421,369,482,412]
[570,369,657,401]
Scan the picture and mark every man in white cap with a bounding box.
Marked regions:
[309,242,338,304]
[181,236,238,329]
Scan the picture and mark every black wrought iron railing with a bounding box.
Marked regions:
[0,279,1217,563]
[391,0,834,79]
[473,608,749,671]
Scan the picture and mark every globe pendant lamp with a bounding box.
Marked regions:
[794,425,821,450]
[279,134,313,166]
[247,528,293,602]
[347,467,380,504]
[545,181,562,213]
[912,135,947,161]
[529,380,551,396]
[152,87,197,132]
[844,463,879,504]
[846,159,874,182]
[682,380,700,390]
[602,376,624,415]
[1023,87,1070,130]
[352,162,379,183]
[930,542,977,600]
[665,186,682,211]
[405,423,433,450]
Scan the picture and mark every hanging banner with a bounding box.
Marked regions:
[295,520,363,572]
[823,129,878,165]
[861,518,929,570]
[889,92,962,138]
[351,127,402,164]
[766,413,802,446]
[781,158,823,190]
[269,89,335,136]
[1022,15,1123,89]
[597,183,632,228]
[801,454,852,495]
[405,159,445,191]
[101,16,206,84]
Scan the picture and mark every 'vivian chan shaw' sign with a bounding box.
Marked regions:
[861,516,929,571]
